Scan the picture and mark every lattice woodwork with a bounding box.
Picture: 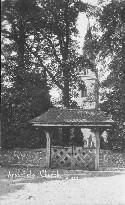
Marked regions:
[51,146,96,170]
[73,147,95,170]
[51,146,72,169]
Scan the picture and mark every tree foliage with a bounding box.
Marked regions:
[82,0,125,150]
[98,0,125,150]
[23,0,90,108]
[1,0,91,148]
[1,0,52,149]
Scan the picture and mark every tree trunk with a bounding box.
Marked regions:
[94,67,99,111]
[62,65,70,144]
[63,74,70,108]
[62,66,70,145]
[62,127,70,146]
[62,2,70,108]
[16,20,25,88]
[0,117,1,154]
[122,28,125,75]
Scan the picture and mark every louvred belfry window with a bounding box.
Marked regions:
[79,82,87,98]
[83,69,88,75]
[81,87,87,97]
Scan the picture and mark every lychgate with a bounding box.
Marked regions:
[30,108,114,171]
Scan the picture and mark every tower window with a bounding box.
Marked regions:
[83,69,88,75]
[78,81,87,98]
[81,87,87,97]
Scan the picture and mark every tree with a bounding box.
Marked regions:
[1,71,52,149]
[1,0,93,147]
[1,0,52,149]
[97,0,125,150]
[82,0,125,150]
[25,0,90,108]
[25,0,92,145]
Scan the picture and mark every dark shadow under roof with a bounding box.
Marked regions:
[30,108,114,127]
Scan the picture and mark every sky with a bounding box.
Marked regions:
[76,13,88,53]
[76,0,100,53]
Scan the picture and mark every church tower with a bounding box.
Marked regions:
[75,68,96,109]
[74,19,99,110]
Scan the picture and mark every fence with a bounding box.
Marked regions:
[0,148,125,170]
[99,149,125,170]
[0,148,46,167]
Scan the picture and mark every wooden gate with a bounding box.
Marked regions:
[51,146,96,170]
[73,147,95,170]
[51,146,72,169]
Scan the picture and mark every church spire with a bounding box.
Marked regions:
[83,18,99,111]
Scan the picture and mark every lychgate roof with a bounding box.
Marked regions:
[30,108,114,127]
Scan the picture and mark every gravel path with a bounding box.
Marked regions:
[0,170,125,205]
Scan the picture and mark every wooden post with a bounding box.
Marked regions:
[45,131,51,169]
[71,145,75,170]
[0,119,1,155]
[95,128,100,171]
[71,128,74,170]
